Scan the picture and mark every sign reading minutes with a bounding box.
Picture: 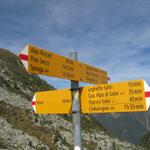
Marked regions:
[32,80,150,114]
[19,44,108,84]
[32,89,72,114]
[80,80,150,113]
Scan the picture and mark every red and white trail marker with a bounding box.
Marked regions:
[144,81,150,110]
[32,94,36,112]
[19,45,28,71]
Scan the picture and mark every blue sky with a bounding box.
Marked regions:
[1,0,150,89]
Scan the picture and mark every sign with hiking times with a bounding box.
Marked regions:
[32,80,150,114]
[80,80,150,113]
[32,89,72,114]
[19,44,108,84]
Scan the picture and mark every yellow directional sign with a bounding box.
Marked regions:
[32,89,72,114]
[80,80,149,113]
[19,44,108,84]
[32,80,150,114]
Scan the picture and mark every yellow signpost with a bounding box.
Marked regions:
[19,44,150,150]
[19,44,108,84]
[80,80,149,113]
[32,89,72,114]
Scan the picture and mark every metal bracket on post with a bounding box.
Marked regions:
[69,51,81,150]
[72,90,80,113]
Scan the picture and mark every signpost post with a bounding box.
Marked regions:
[69,51,81,150]
[69,52,81,150]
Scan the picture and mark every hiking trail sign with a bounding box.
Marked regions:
[19,44,108,84]
[80,80,150,113]
[31,80,150,114]
[19,45,150,150]
[32,89,72,114]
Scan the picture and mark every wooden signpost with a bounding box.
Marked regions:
[19,44,150,150]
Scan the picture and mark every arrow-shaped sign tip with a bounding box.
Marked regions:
[144,80,150,110]
[32,94,36,113]
[18,46,29,70]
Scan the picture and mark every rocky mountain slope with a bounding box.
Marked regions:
[0,48,147,150]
